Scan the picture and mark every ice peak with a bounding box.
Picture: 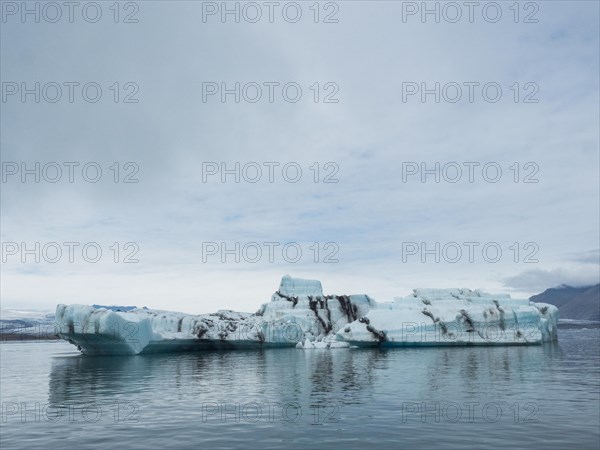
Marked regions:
[277,275,323,297]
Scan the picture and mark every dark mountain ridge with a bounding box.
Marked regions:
[530,284,600,321]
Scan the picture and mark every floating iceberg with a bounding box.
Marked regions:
[55,275,558,355]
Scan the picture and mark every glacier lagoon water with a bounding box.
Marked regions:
[1,328,598,449]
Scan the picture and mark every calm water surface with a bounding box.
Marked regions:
[1,328,599,449]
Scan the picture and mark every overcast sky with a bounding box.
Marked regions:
[1,1,598,314]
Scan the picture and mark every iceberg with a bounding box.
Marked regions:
[55,275,558,355]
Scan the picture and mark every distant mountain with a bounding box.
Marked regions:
[530,285,600,321]
[0,309,57,340]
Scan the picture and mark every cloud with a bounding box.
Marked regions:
[503,262,600,293]
[569,249,600,265]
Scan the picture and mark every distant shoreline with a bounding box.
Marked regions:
[556,320,600,329]
[0,333,59,341]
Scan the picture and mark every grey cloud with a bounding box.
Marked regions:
[503,264,600,293]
